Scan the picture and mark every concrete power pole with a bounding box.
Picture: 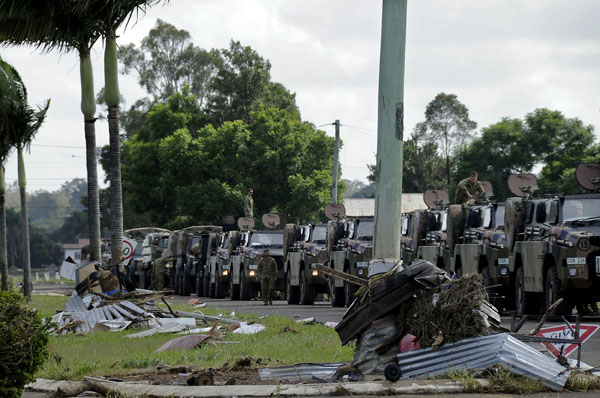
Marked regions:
[371,0,408,274]
[331,119,340,204]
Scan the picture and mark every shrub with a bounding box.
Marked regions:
[0,291,53,398]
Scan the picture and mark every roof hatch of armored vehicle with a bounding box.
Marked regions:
[423,189,448,210]
[508,173,538,197]
[262,213,281,230]
[237,217,255,231]
[575,163,600,192]
[325,203,346,220]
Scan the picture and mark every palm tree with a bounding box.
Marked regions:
[0,55,49,299]
[82,0,164,265]
[0,1,105,262]
[0,55,22,290]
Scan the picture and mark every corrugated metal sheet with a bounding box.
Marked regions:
[395,333,569,391]
[258,363,345,382]
[344,195,426,217]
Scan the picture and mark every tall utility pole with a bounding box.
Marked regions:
[331,119,340,204]
[371,0,407,272]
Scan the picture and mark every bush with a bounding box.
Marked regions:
[0,291,52,398]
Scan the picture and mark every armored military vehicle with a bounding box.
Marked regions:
[207,230,240,298]
[229,214,284,300]
[510,164,600,315]
[283,222,330,305]
[172,226,222,296]
[403,190,444,267]
[119,227,168,289]
[140,229,170,289]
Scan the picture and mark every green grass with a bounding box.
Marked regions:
[32,294,71,319]
[34,296,354,380]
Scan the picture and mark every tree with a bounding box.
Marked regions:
[416,93,477,185]
[0,0,104,262]
[119,19,221,106]
[206,40,273,125]
[0,56,49,300]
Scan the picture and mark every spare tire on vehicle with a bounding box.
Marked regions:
[326,221,345,255]
[227,231,239,255]
[445,205,465,256]
[504,197,525,252]
[283,224,297,259]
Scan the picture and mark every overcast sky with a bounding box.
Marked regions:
[2,0,599,193]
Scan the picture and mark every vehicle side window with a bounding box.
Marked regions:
[526,202,535,223]
[347,223,356,239]
[535,202,547,223]
[548,200,558,224]
[441,212,448,232]
[483,207,492,228]
[401,216,409,235]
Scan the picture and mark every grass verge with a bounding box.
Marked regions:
[33,296,354,380]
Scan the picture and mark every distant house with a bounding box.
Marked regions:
[343,194,426,217]
[63,238,90,264]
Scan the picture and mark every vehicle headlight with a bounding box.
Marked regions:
[249,270,256,277]
[222,270,229,276]
[312,270,318,276]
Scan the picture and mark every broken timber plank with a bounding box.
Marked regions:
[314,263,368,287]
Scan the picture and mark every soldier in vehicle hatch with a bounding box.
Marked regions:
[244,188,254,218]
[257,249,277,305]
[455,171,485,205]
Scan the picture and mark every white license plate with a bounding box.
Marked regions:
[249,264,258,270]
[222,264,229,270]
[567,257,586,265]
[357,262,368,268]
[498,258,509,265]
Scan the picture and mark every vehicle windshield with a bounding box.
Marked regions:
[356,220,373,240]
[134,242,143,255]
[191,237,201,247]
[160,237,169,248]
[495,206,505,228]
[563,198,600,221]
[312,226,326,243]
[250,232,283,247]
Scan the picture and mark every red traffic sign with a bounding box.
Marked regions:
[535,324,599,358]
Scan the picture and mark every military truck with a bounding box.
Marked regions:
[510,164,600,315]
[140,228,171,289]
[207,230,240,298]
[403,190,443,267]
[164,230,180,290]
[119,227,168,289]
[229,214,284,301]
[326,212,373,307]
[172,226,222,296]
[283,222,330,305]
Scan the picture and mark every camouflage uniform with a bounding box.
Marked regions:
[454,178,484,205]
[244,192,254,218]
[151,257,166,291]
[257,252,277,305]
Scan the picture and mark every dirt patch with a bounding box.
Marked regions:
[115,358,272,386]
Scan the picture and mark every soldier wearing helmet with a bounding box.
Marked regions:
[257,249,277,305]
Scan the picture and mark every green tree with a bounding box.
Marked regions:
[402,132,446,193]
[119,18,221,106]
[416,93,477,185]
[524,109,599,194]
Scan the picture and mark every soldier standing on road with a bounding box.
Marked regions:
[454,171,485,205]
[151,251,166,291]
[244,188,254,218]
[257,249,277,305]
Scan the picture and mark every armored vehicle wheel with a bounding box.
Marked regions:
[286,272,300,304]
[174,268,181,295]
[299,270,315,305]
[181,274,192,296]
[515,267,541,315]
[230,275,240,300]
[195,272,203,297]
[209,281,216,298]
[330,279,345,307]
[545,267,572,315]
[202,273,210,298]
[215,274,226,299]
[240,271,253,301]
[344,281,357,308]
[139,269,148,289]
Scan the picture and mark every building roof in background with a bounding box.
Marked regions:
[344,194,426,217]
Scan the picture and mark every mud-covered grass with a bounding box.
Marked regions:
[35,296,354,381]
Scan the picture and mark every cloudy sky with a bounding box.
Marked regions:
[2,0,599,192]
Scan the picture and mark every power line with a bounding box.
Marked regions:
[32,144,86,149]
